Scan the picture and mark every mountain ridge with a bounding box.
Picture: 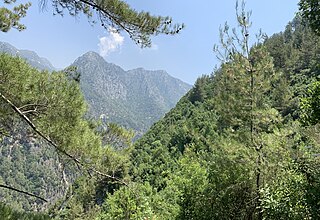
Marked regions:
[72,51,192,134]
[0,42,56,71]
[0,43,192,135]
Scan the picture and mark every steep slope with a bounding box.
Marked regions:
[0,42,56,71]
[125,68,191,120]
[129,17,320,219]
[131,15,320,187]
[72,51,191,134]
[0,43,191,134]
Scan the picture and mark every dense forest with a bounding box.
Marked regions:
[1,0,320,219]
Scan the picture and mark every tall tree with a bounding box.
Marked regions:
[299,0,320,35]
[0,54,128,210]
[213,1,284,219]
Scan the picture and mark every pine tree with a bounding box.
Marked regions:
[213,1,283,218]
[299,0,320,35]
[1,0,184,47]
[0,0,31,32]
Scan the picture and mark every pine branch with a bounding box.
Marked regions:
[78,0,133,35]
[0,184,47,202]
[0,92,128,186]
[18,103,47,110]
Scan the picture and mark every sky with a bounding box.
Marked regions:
[1,0,299,84]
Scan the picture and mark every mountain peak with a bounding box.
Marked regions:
[73,51,110,67]
[81,51,104,61]
[0,42,18,54]
[71,52,192,134]
[73,51,127,77]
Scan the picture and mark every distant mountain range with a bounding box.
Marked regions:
[0,42,56,71]
[0,42,192,134]
[72,51,191,134]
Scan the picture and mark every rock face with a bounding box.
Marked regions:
[72,51,192,134]
[0,42,56,71]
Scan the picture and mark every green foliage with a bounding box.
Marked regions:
[0,202,49,220]
[301,81,320,125]
[0,0,31,32]
[260,170,311,220]
[188,76,210,103]
[0,0,186,216]
[0,54,133,216]
[130,91,219,190]
[2,2,320,219]
[0,53,92,210]
[50,176,102,220]
[50,0,184,47]
[50,144,131,219]
[98,122,134,150]
[265,15,320,119]
[213,46,276,135]
[0,129,71,211]
[299,0,320,35]
[129,5,320,220]
[261,145,320,220]
[1,0,184,47]
[0,53,103,165]
[98,182,179,220]
[163,142,254,220]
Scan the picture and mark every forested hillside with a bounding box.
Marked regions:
[0,53,132,218]
[0,44,190,216]
[0,43,191,135]
[1,0,320,219]
[127,15,320,219]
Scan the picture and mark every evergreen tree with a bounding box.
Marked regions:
[0,0,31,32]
[299,0,320,35]
[1,0,184,47]
[0,54,130,214]
[301,81,320,125]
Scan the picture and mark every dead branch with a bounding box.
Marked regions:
[0,92,127,186]
[0,184,47,202]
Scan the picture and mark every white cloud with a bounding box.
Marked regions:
[98,28,124,57]
[150,43,159,51]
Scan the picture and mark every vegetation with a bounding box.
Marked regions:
[0,0,183,47]
[128,9,320,220]
[299,0,320,35]
[0,202,49,220]
[0,0,31,32]
[0,54,130,217]
[72,51,191,136]
[1,0,320,219]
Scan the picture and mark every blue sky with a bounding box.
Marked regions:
[1,0,299,84]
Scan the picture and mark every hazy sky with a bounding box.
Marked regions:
[1,0,299,84]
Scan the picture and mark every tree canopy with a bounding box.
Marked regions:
[299,0,320,35]
[0,0,31,32]
[1,0,184,47]
[2,1,320,219]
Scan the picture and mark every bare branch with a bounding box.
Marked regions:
[0,91,128,186]
[18,103,47,111]
[0,184,47,202]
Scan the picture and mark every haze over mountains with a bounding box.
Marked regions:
[0,42,191,134]
[0,42,56,71]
